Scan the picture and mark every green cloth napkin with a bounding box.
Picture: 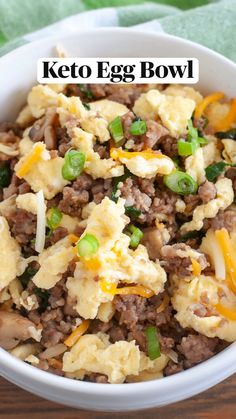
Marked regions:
[0,0,236,61]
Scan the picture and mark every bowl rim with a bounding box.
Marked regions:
[1,26,236,399]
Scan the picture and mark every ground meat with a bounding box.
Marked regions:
[91,178,112,204]
[198,180,216,203]
[178,334,219,368]
[58,174,92,216]
[4,208,36,245]
[45,227,68,247]
[143,121,169,150]
[184,193,201,215]
[3,172,31,200]
[206,209,236,232]
[56,126,71,157]
[85,373,108,383]
[0,121,22,136]
[160,243,208,277]
[144,188,178,233]
[29,108,58,150]
[121,111,136,143]
[40,308,73,348]
[164,360,184,376]
[0,130,20,162]
[93,143,110,159]
[157,135,178,157]
[141,227,164,260]
[120,177,152,214]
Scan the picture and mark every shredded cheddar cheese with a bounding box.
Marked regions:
[194,92,224,120]
[64,320,90,347]
[215,302,236,321]
[68,234,80,244]
[111,148,168,161]
[191,258,202,277]
[215,228,236,293]
[16,142,45,178]
[214,98,236,131]
[100,279,154,298]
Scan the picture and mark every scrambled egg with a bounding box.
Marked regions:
[16,193,38,215]
[19,136,34,156]
[15,142,69,199]
[0,217,25,291]
[16,105,34,128]
[28,85,59,118]
[71,127,124,179]
[66,197,167,319]
[32,237,75,289]
[222,139,236,163]
[185,147,206,185]
[133,89,195,137]
[116,153,175,179]
[126,352,168,382]
[164,85,203,104]
[89,99,129,123]
[181,178,234,232]
[205,102,230,128]
[97,302,115,323]
[172,274,236,341]
[63,332,168,384]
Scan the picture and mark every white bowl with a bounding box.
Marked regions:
[0,28,236,411]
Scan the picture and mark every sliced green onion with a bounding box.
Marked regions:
[34,288,50,313]
[62,149,86,181]
[77,233,99,259]
[187,119,198,141]
[205,161,236,182]
[215,129,236,140]
[177,139,199,156]
[83,103,90,110]
[109,116,124,143]
[130,119,147,136]
[125,205,142,218]
[179,230,204,243]
[18,266,38,289]
[111,169,132,203]
[126,225,143,249]
[164,170,198,195]
[0,164,11,187]
[47,207,62,231]
[145,326,161,360]
[197,136,208,145]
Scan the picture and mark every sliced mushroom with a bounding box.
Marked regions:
[0,311,36,350]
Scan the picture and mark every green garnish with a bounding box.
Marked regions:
[78,84,93,100]
[125,206,142,218]
[62,149,86,181]
[18,266,38,289]
[83,103,91,110]
[145,326,161,360]
[34,288,50,313]
[126,224,143,249]
[0,164,11,188]
[47,207,62,231]
[205,161,236,182]
[216,129,236,140]
[179,230,204,243]
[177,120,208,157]
[130,119,147,136]
[111,169,132,203]
[164,170,198,195]
[77,233,100,259]
[109,116,124,144]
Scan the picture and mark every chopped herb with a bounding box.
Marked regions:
[145,326,161,360]
[83,103,90,110]
[34,288,50,313]
[125,224,143,248]
[164,170,198,195]
[77,233,100,259]
[111,169,132,202]
[47,207,62,231]
[177,119,208,157]
[0,164,11,188]
[62,149,86,181]
[125,205,141,218]
[78,84,93,100]
[129,119,147,136]
[215,129,236,140]
[179,230,204,243]
[18,266,38,289]
[109,116,124,144]
[205,161,236,182]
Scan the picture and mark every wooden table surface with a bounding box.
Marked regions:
[0,374,235,419]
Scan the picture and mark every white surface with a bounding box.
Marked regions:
[0,28,236,411]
